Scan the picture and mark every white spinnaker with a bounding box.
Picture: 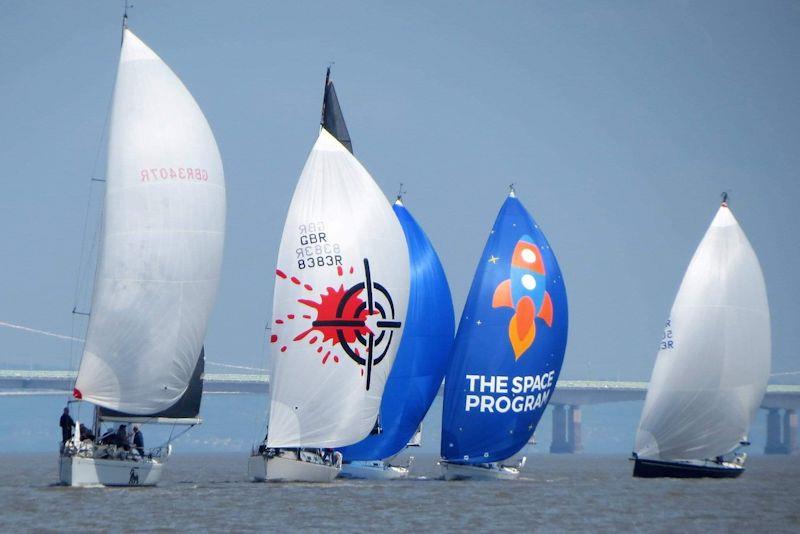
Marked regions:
[75,29,226,414]
[267,129,409,448]
[635,205,770,460]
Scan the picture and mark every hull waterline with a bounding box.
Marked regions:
[248,452,341,483]
[339,460,410,480]
[632,458,744,479]
[440,460,522,481]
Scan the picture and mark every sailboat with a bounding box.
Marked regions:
[60,20,226,487]
[338,196,455,480]
[248,70,409,482]
[439,189,568,480]
[632,195,770,478]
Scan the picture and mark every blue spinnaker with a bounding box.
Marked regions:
[440,193,568,463]
[339,200,455,460]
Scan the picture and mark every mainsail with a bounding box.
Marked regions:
[634,203,770,460]
[441,192,568,463]
[73,29,226,416]
[97,348,205,422]
[320,67,352,154]
[338,199,455,461]
[266,127,409,449]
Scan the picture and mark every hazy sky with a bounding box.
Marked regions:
[1,1,798,381]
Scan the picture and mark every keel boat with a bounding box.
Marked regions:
[633,195,770,478]
[315,71,455,480]
[249,70,409,482]
[62,20,225,487]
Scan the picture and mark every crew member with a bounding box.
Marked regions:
[79,423,95,442]
[115,424,130,450]
[132,426,144,456]
[59,407,75,444]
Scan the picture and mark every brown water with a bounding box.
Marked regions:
[1,453,798,532]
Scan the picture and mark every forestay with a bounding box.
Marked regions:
[267,129,409,449]
[338,200,454,461]
[74,29,226,414]
[635,205,770,460]
[441,193,568,463]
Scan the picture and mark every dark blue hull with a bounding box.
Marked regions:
[633,458,744,479]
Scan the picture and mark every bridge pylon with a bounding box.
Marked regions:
[550,403,582,453]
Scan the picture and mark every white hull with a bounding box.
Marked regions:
[248,451,341,483]
[340,460,410,480]
[59,455,163,487]
[440,460,523,481]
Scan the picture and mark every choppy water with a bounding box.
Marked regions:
[1,453,798,532]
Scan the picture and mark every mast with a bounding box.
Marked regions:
[121,0,131,43]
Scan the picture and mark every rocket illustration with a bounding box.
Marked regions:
[492,235,553,359]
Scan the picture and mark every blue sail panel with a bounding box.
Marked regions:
[440,194,568,463]
[339,201,455,460]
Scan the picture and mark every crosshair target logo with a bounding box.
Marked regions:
[272,258,402,390]
[326,259,401,388]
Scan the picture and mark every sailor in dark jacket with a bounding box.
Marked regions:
[59,407,75,443]
[132,426,144,456]
[115,424,130,450]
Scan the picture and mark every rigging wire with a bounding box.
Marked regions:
[159,423,196,448]
[0,321,84,342]
[65,18,119,415]
[205,361,267,372]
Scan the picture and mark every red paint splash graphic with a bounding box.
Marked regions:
[294,285,372,345]
[271,265,366,366]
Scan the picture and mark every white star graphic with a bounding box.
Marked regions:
[488,255,499,264]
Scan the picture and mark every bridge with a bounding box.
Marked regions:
[1,370,797,455]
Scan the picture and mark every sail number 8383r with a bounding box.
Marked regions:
[296,222,342,269]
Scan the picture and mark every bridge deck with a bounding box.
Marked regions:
[1,370,797,409]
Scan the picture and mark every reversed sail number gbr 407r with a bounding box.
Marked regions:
[140,167,209,182]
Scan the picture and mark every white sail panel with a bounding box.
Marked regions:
[267,129,409,449]
[635,205,770,460]
[75,29,226,413]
